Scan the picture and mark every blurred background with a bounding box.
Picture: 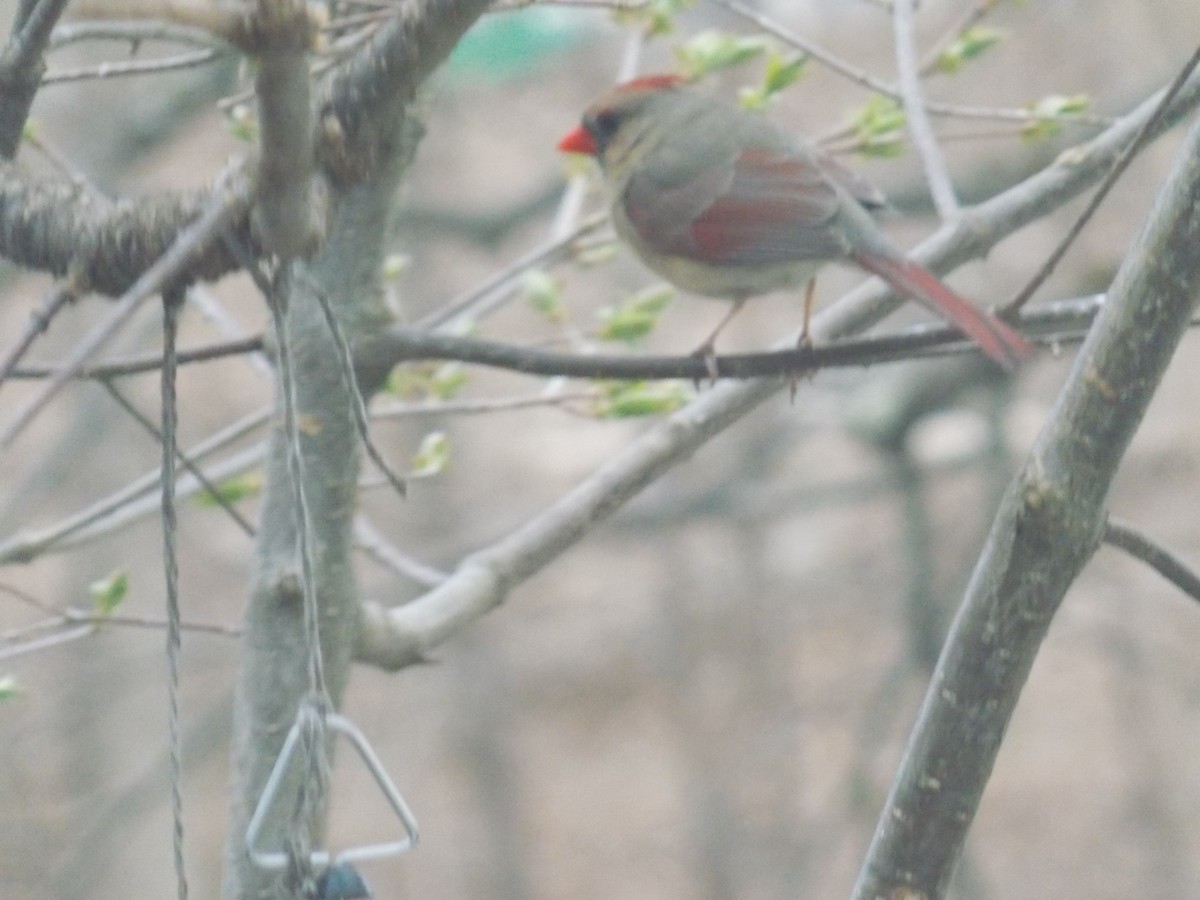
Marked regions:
[2,1,1200,897]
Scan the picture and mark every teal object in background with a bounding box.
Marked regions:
[450,9,584,79]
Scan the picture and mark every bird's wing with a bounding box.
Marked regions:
[621,142,850,266]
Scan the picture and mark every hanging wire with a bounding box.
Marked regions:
[160,287,190,900]
[264,262,332,893]
[265,263,329,696]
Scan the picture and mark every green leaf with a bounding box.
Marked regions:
[936,27,1006,74]
[429,363,468,400]
[740,51,807,109]
[676,29,768,79]
[410,431,450,477]
[764,51,807,94]
[195,472,262,507]
[597,285,675,344]
[1021,93,1091,141]
[0,675,20,702]
[615,0,696,37]
[521,269,566,323]
[90,570,129,616]
[595,380,691,417]
[851,95,907,158]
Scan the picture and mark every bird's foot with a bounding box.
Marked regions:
[689,341,721,387]
[788,333,816,402]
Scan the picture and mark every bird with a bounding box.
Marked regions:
[557,75,1033,372]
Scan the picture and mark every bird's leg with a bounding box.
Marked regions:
[790,279,818,400]
[691,297,746,383]
[798,278,816,348]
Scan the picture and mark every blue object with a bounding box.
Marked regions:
[318,862,372,900]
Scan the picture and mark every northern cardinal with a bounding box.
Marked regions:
[557,75,1032,370]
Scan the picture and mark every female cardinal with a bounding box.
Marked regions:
[557,75,1032,370]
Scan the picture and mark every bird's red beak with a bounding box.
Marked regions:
[557,125,598,156]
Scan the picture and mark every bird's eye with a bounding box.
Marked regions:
[586,109,621,145]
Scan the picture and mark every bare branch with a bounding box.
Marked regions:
[252,0,320,257]
[368,302,1085,382]
[1002,44,1200,314]
[0,162,257,295]
[317,0,493,183]
[718,0,1113,130]
[48,20,223,49]
[892,0,959,217]
[43,47,227,84]
[1104,517,1200,603]
[0,167,254,446]
[852,92,1200,900]
[101,380,256,536]
[0,283,76,385]
[0,0,74,156]
[0,413,268,564]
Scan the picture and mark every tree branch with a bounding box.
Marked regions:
[317,0,493,184]
[0,0,73,157]
[892,0,960,218]
[852,96,1200,900]
[349,65,1200,670]
[1103,516,1200,604]
[0,162,258,295]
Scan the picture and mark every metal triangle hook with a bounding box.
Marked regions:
[246,709,419,871]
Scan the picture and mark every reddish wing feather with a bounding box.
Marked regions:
[686,148,843,264]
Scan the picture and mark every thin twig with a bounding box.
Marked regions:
[892,0,959,218]
[48,20,222,49]
[43,48,226,85]
[314,289,407,497]
[0,283,76,387]
[0,609,241,662]
[0,167,253,448]
[0,412,268,564]
[3,336,265,380]
[417,212,607,330]
[371,389,602,419]
[21,129,92,185]
[354,517,446,588]
[917,0,998,75]
[1001,44,1200,314]
[1104,517,1200,603]
[0,624,94,660]
[101,380,256,535]
[379,297,1102,382]
[717,0,1111,129]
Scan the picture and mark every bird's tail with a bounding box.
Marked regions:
[851,250,1034,370]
